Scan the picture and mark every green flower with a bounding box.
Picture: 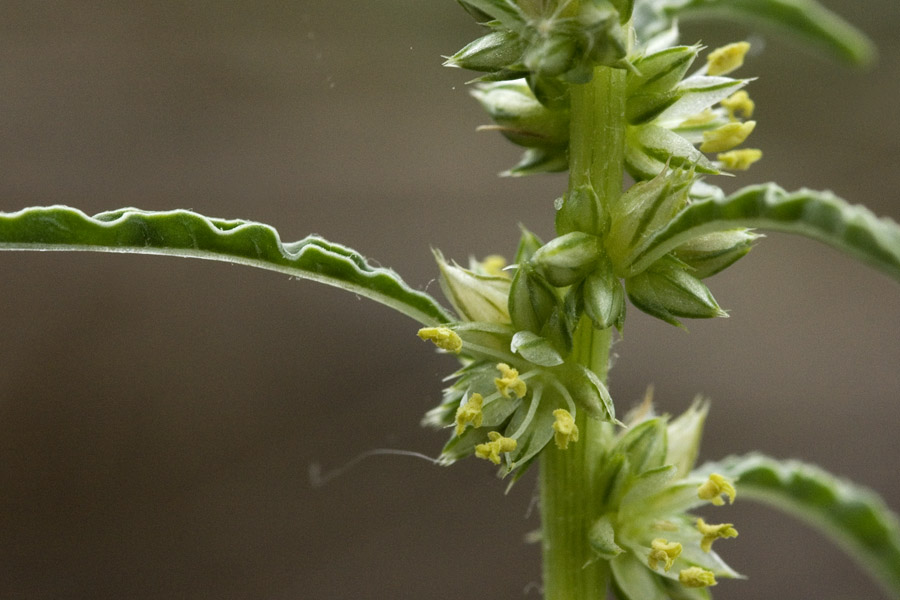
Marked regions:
[587,399,744,599]
[624,42,761,180]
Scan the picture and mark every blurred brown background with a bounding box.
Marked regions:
[0,1,898,598]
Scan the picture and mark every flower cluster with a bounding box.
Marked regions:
[588,400,742,597]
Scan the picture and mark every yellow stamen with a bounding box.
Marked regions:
[455,393,484,436]
[495,363,527,398]
[679,109,717,128]
[551,409,579,450]
[717,148,763,170]
[480,254,509,278]
[697,473,737,506]
[721,90,755,120]
[699,121,756,153]
[707,42,750,76]
[417,327,462,353]
[679,567,717,588]
[648,538,682,572]
[696,517,739,553]
[652,520,679,532]
[474,431,517,464]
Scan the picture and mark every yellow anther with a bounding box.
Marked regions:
[551,409,579,450]
[697,473,737,506]
[699,121,756,153]
[495,363,527,399]
[474,431,517,464]
[480,254,510,278]
[717,148,763,170]
[679,109,717,128]
[679,567,717,588]
[721,90,755,120]
[707,42,750,76]
[455,393,484,436]
[652,520,679,532]
[696,517,739,553]
[648,538,682,572]
[417,327,462,353]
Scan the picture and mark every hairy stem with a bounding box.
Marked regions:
[540,64,626,600]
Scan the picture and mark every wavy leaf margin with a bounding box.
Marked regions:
[0,206,453,326]
[700,453,900,597]
[625,184,900,282]
[659,0,876,66]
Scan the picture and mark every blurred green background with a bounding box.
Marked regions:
[0,1,898,598]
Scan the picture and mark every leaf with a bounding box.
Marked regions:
[0,206,452,325]
[657,0,875,66]
[704,453,900,597]
[625,184,900,282]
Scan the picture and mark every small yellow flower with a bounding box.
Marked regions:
[696,517,739,553]
[697,473,737,506]
[699,121,756,153]
[475,431,517,464]
[417,327,462,353]
[551,409,579,449]
[648,538,682,572]
[717,148,762,170]
[679,566,717,588]
[455,393,484,436]
[495,363,527,398]
[721,90,755,120]
[707,42,750,76]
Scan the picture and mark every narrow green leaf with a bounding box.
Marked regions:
[626,184,900,282]
[659,0,876,66]
[704,453,900,597]
[0,206,452,325]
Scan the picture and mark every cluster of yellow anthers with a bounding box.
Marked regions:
[700,42,762,171]
[648,473,738,588]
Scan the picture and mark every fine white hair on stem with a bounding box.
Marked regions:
[308,449,441,488]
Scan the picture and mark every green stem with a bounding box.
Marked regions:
[540,64,626,600]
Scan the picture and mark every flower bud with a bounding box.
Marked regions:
[435,250,511,323]
[672,229,760,278]
[444,29,525,73]
[607,168,694,274]
[625,255,727,327]
[628,46,699,98]
[508,263,561,334]
[472,80,569,149]
[583,259,626,331]
[665,399,709,476]
[626,46,699,124]
[555,184,608,236]
[531,232,602,287]
[524,34,578,77]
